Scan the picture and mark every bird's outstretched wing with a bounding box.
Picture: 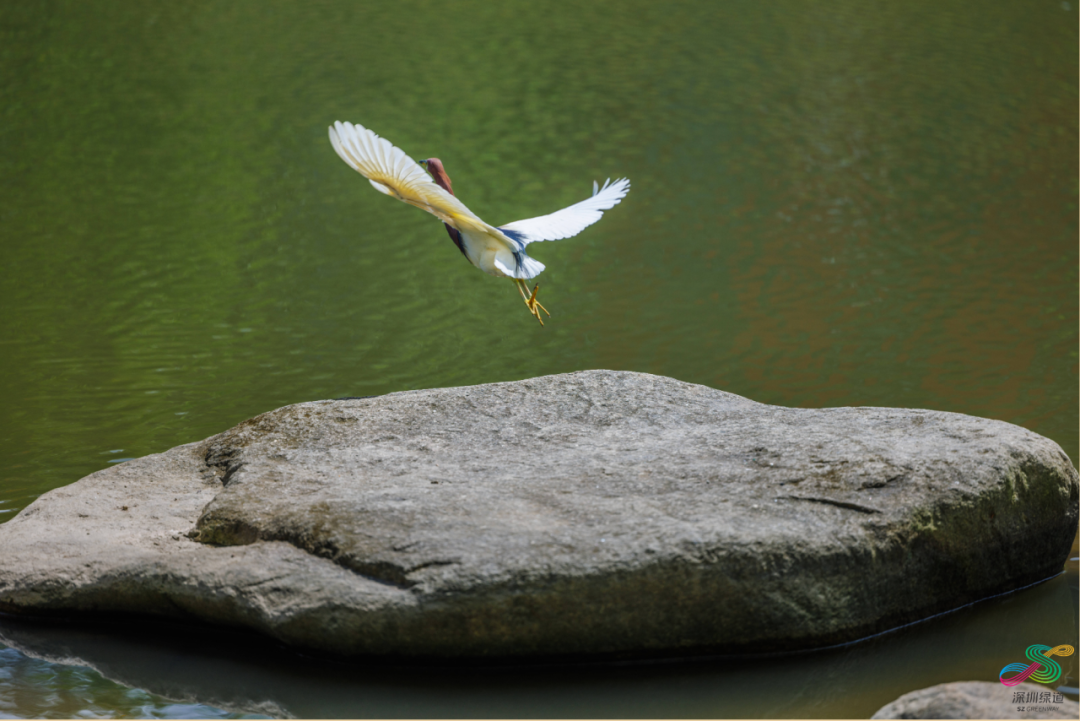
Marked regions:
[329,121,483,227]
[498,178,630,244]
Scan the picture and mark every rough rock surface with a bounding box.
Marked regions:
[0,371,1075,658]
[872,681,1080,719]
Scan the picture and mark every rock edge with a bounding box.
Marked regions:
[872,681,1080,719]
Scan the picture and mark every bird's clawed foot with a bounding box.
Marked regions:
[526,284,550,324]
[517,280,550,325]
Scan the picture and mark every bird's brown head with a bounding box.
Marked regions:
[419,157,454,196]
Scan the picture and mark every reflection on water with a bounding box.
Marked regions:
[0,0,1075,717]
[0,648,257,719]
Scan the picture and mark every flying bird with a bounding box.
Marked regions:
[328,121,629,325]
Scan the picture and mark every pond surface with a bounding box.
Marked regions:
[0,0,1076,717]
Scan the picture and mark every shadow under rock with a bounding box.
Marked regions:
[0,568,1075,719]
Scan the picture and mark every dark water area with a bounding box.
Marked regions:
[0,568,1076,719]
[0,0,1076,717]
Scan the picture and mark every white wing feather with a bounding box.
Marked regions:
[498,177,630,244]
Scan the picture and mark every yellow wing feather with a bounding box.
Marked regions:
[329,121,486,229]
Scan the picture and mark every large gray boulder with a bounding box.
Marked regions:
[872,681,1080,719]
[0,371,1075,657]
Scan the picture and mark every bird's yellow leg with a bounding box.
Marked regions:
[527,283,550,318]
[515,279,550,325]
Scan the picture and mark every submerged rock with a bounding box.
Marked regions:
[0,371,1075,658]
[872,681,1080,719]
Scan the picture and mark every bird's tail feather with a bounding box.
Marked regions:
[494,252,545,279]
[514,252,546,279]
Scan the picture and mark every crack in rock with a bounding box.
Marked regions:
[781,495,883,514]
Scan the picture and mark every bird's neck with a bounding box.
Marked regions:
[430,168,454,196]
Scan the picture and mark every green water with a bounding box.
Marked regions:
[0,0,1076,717]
